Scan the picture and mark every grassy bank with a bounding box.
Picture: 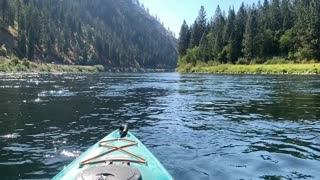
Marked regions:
[0,57,105,73]
[178,63,320,74]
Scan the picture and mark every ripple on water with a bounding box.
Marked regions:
[38,89,75,97]
[0,73,320,180]
[0,133,20,139]
[60,150,81,157]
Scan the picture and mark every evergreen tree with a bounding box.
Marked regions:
[262,0,270,29]
[178,0,320,64]
[212,5,225,59]
[281,0,293,30]
[18,31,26,58]
[270,0,282,31]
[178,20,190,56]
[0,0,178,68]
[242,7,259,59]
[1,0,9,23]
[223,8,236,44]
[307,0,320,59]
[199,32,210,61]
[224,7,237,62]
[190,6,207,47]
[234,3,247,60]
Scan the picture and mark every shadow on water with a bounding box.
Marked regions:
[0,73,319,179]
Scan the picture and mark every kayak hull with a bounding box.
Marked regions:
[52,130,173,180]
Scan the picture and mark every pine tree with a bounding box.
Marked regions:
[243,7,259,60]
[199,32,210,61]
[189,6,207,47]
[262,0,270,29]
[308,0,320,58]
[1,0,9,23]
[178,20,190,56]
[18,30,26,58]
[177,0,320,64]
[0,0,179,68]
[212,5,225,59]
[270,0,282,31]
[16,0,22,29]
[223,7,236,44]
[281,0,293,30]
[234,3,247,60]
[224,7,237,62]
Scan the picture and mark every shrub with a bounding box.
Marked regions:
[195,61,207,67]
[15,64,28,72]
[236,58,249,65]
[94,65,105,72]
[279,29,296,54]
[22,59,31,68]
[179,63,193,72]
[0,64,10,72]
[177,56,187,67]
[264,57,289,64]
[0,44,7,56]
[9,57,20,66]
[294,48,315,60]
[207,60,221,66]
[250,58,265,65]
[0,56,6,63]
[184,47,201,65]
[309,59,319,63]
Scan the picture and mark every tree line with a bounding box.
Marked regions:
[0,0,177,69]
[178,0,320,66]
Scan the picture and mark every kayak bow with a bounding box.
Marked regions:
[52,126,173,180]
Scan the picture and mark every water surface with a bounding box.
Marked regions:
[0,73,319,180]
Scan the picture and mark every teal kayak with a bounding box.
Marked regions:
[52,126,173,180]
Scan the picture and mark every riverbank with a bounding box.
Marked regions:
[0,57,174,73]
[178,63,320,74]
[0,57,105,72]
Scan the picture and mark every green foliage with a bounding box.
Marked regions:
[280,29,296,54]
[242,8,259,60]
[22,59,30,68]
[178,21,190,56]
[250,58,266,65]
[178,63,193,73]
[94,65,105,72]
[269,0,282,30]
[212,6,225,58]
[179,63,320,74]
[264,57,290,64]
[0,44,7,56]
[236,58,249,65]
[177,0,320,68]
[207,60,221,66]
[2,0,177,69]
[281,0,293,30]
[184,47,201,65]
[189,6,207,48]
[9,57,20,66]
[294,48,315,60]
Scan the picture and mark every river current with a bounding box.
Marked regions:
[0,73,319,179]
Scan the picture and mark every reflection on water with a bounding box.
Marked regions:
[0,73,319,179]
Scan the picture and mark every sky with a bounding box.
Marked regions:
[139,0,259,37]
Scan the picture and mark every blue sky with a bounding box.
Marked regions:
[139,0,259,37]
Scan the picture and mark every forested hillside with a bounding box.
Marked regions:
[178,0,320,66]
[0,0,177,69]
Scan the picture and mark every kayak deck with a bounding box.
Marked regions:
[52,130,173,180]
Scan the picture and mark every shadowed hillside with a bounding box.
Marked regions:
[0,0,177,69]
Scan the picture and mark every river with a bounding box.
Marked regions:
[0,73,319,180]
